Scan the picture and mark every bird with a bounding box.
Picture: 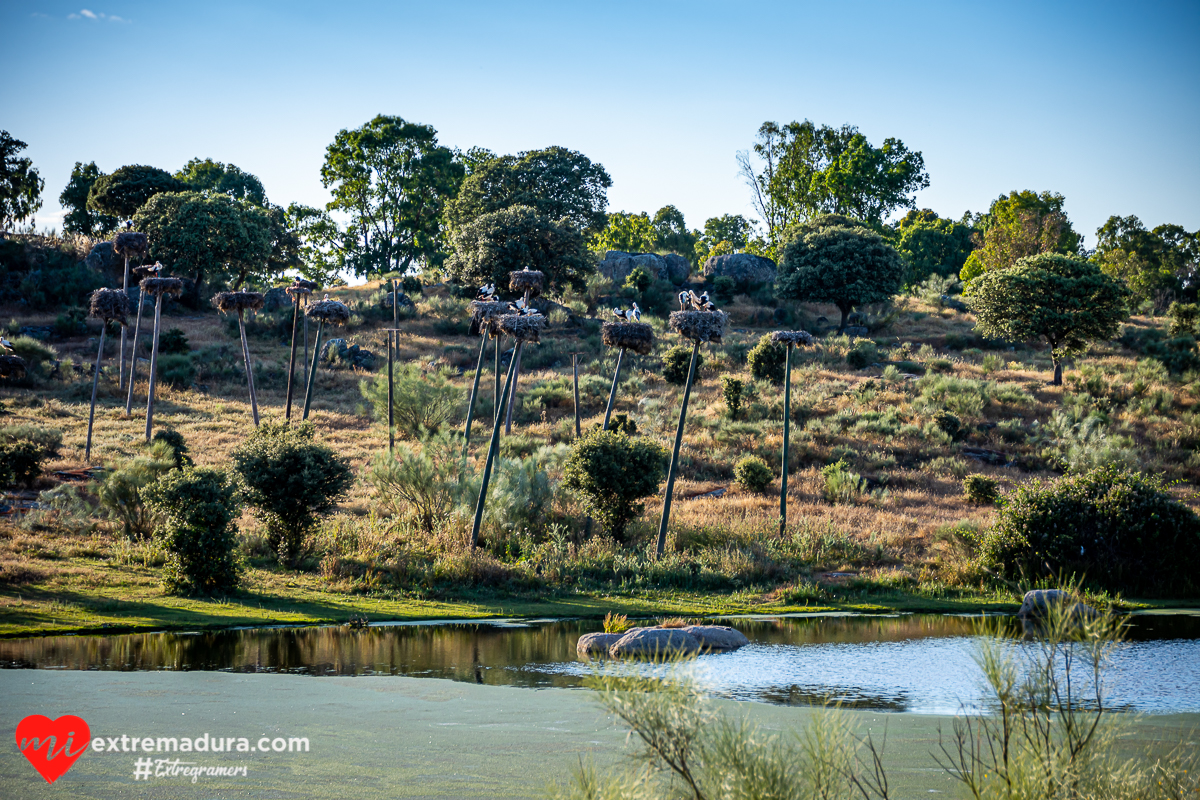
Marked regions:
[518,307,542,317]
[476,283,496,300]
[694,291,716,311]
[678,290,691,311]
[629,302,641,322]
[323,293,330,301]
[0,337,13,353]
[612,307,630,321]
[123,219,133,231]
[511,296,529,311]
[148,262,164,274]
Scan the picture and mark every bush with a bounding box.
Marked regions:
[608,413,638,436]
[98,441,178,539]
[360,364,461,438]
[1168,301,1199,336]
[733,456,773,494]
[142,467,241,596]
[622,266,653,295]
[158,327,190,354]
[0,441,46,488]
[151,429,194,468]
[712,275,736,300]
[978,465,1200,596]
[53,307,88,338]
[230,422,354,567]
[662,345,704,385]
[156,354,195,388]
[821,458,867,504]
[365,431,473,533]
[933,410,962,441]
[562,429,668,542]
[845,341,879,370]
[6,336,57,380]
[963,474,999,505]
[720,376,743,420]
[746,334,787,383]
[0,424,62,456]
[401,275,422,295]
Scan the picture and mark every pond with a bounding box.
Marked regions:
[4,612,1199,715]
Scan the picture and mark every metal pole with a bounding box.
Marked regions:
[504,342,523,435]
[124,289,145,415]
[387,330,395,452]
[301,319,325,421]
[84,326,107,462]
[655,339,700,557]
[392,278,399,361]
[470,343,521,548]
[284,293,301,422]
[494,335,502,424]
[780,344,793,536]
[602,348,625,431]
[238,310,259,426]
[144,293,164,441]
[572,354,581,438]
[462,333,487,459]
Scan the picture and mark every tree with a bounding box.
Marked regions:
[142,467,241,596]
[694,214,758,264]
[775,224,907,333]
[133,191,273,301]
[87,164,186,219]
[1093,215,1198,308]
[319,115,463,277]
[590,211,656,254]
[446,145,612,236]
[894,210,976,284]
[970,190,1082,275]
[445,205,593,294]
[59,161,117,235]
[176,158,267,206]
[738,120,928,246]
[561,428,667,542]
[0,131,44,229]
[965,253,1130,385]
[652,205,698,261]
[284,202,346,286]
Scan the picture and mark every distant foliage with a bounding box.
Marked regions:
[979,465,1200,597]
[733,456,773,494]
[845,341,879,369]
[962,474,999,505]
[366,432,472,533]
[98,441,178,539]
[158,328,190,354]
[662,344,703,385]
[746,334,787,383]
[360,364,461,439]
[821,459,868,504]
[0,440,45,488]
[562,429,668,542]
[143,467,241,596]
[721,376,744,420]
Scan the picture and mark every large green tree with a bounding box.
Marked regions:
[738,120,928,246]
[1093,215,1198,307]
[88,165,186,220]
[590,211,657,254]
[59,161,117,235]
[775,223,907,333]
[0,131,44,230]
[967,190,1082,278]
[446,145,612,236]
[317,115,463,278]
[133,191,273,301]
[176,158,267,206]
[894,209,976,284]
[965,253,1130,385]
[445,205,593,294]
[652,205,698,261]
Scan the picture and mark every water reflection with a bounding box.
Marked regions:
[3,613,1198,714]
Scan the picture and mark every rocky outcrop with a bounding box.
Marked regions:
[1017,590,1098,623]
[382,290,415,309]
[702,253,776,286]
[662,253,691,285]
[262,287,291,312]
[683,625,750,651]
[598,251,690,286]
[576,632,622,656]
[320,338,377,370]
[608,627,701,657]
[84,241,116,274]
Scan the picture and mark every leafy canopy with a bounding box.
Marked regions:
[142,467,241,596]
[0,131,44,229]
[445,205,594,294]
[561,429,667,542]
[969,190,1082,276]
[894,208,975,284]
[590,211,657,254]
[1093,214,1198,306]
[87,164,186,219]
[652,205,698,261]
[59,161,117,235]
[965,253,1130,384]
[176,158,267,206]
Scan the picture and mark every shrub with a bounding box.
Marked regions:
[1167,301,1199,336]
[53,307,88,338]
[712,275,736,300]
[845,341,879,370]
[360,364,461,438]
[746,333,786,383]
[142,467,241,596]
[562,429,668,542]
[933,410,962,441]
[98,441,178,539]
[151,429,194,468]
[963,474,999,505]
[19,484,95,536]
[366,432,471,533]
[978,465,1200,596]
[608,414,638,436]
[733,456,773,494]
[156,354,195,388]
[0,441,45,488]
[821,458,867,504]
[0,424,62,456]
[720,376,743,420]
[230,422,354,567]
[622,266,653,295]
[6,336,57,380]
[158,327,190,354]
[401,275,422,295]
[662,345,704,385]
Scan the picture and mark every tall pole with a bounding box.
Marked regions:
[387,330,396,452]
[655,340,700,557]
[602,348,625,431]
[470,345,521,548]
[118,255,129,391]
[572,353,581,438]
[284,292,301,422]
[302,295,310,378]
[392,278,399,361]
[462,333,487,460]
[301,319,326,422]
[144,293,164,441]
[84,327,107,462]
[494,335,502,424]
[504,343,523,435]
[124,290,146,415]
[237,309,260,426]
[780,344,793,536]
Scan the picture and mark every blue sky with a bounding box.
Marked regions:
[3,0,1198,246]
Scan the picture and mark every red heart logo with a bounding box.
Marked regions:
[15,714,91,784]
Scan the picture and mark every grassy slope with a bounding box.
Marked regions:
[1,279,1197,637]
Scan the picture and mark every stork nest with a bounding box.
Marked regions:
[306,300,351,325]
[469,301,512,336]
[113,231,149,258]
[89,288,129,324]
[0,355,27,379]
[141,277,184,297]
[132,264,160,279]
[669,310,728,343]
[601,322,654,355]
[770,330,814,347]
[509,269,545,298]
[286,282,314,300]
[211,291,265,314]
[497,313,546,343]
[294,279,319,292]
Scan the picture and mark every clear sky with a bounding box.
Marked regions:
[3,0,1198,247]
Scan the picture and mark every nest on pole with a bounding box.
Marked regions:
[306,300,351,326]
[0,355,27,379]
[770,330,814,347]
[497,313,546,344]
[469,301,511,337]
[294,279,320,292]
[112,232,149,259]
[141,277,184,297]
[132,263,161,279]
[508,268,544,298]
[286,282,314,301]
[601,322,654,355]
[669,310,728,344]
[89,288,130,324]
[211,291,265,314]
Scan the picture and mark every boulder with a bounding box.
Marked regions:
[1017,590,1098,623]
[842,326,870,338]
[682,625,749,651]
[608,627,701,657]
[382,290,415,309]
[702,253,776,286]
[262,287,291,312]
[320,339,377,370]
[576,632,622,657]
[84,241,116,274]
[598,251,689,286]
[662,253,691,285]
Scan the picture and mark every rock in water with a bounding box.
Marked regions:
[683,625,749,651]
[702,253,777,286]
[1017,589,1098,622]
[576,632,622,656]
[609,627,701,657]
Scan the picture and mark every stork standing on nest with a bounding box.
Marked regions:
[477,283,497,301]
[0,337,13,353]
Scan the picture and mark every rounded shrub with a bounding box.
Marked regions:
[562,428,668,543]
[721,376,744,420]
[662,344,704,385]
[157,354,196,388]
[746,333,787,383]
[979,465,1200,597]
[143,467,241,596]
[158,327,191,355]
[845,342,878,370]
[0,441,45,488]
[962,474,999,505]
[733,456,773,494]
[934,410,962,441]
